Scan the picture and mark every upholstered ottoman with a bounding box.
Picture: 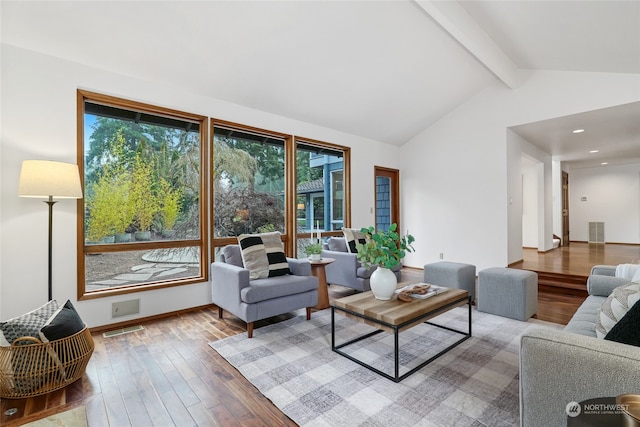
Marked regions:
[477,267,538,321]
[424,261,476,302]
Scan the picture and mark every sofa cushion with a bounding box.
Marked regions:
[595,282,640,338]
[0,300,59,346]
[238,232,291,280]
[564,295,605,337]
[604,299,640,347]
[241,275,318,304]
[39,300,85,343]
[327,237,348,252]
[342,228,368,253]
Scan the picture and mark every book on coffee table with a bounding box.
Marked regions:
[395,283,449,299]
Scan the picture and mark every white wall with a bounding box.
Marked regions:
[568,163,640,244]
[0,44,399,323]
[552,160,563,242]
[400,69,639,271]
[521,156,539,248]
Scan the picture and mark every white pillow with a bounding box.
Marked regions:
[615,263,639,280]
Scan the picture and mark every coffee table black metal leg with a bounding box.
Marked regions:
[394,328,399,380]
[331,306,335,350]
[468,295,472,336]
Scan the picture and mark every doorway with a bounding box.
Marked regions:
[374,166,400,232]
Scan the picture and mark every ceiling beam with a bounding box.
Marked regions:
[414,0,521,89]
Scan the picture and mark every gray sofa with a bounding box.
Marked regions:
[321,236,401,292]
[210,245,318,338]
[520,265,640,427]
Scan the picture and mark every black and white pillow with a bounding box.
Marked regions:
[595,282,640,338]
[605,299,640,347]
[0,300,59,346]
[238,232,291,280]
[342,228,368,254]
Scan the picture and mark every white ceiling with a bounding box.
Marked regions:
[2,0,639,166]
[511,101,640,168]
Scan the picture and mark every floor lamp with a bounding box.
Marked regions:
[18,160,83,301]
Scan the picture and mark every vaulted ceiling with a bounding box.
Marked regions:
[2,1,639,166]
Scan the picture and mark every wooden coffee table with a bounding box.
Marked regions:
[331,283,471,382]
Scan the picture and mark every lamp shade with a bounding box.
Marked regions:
[18,160,83,199]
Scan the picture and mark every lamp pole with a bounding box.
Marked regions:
[45,196,57,301]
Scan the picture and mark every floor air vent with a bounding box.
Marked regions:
[102,325,144,338]
[588,222,605,243]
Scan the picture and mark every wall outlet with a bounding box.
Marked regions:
[439,253,444,259]
[112,299,140,318]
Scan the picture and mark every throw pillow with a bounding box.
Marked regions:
[595,282,640,338]
[238,231,290,280]
[39,300,85,342]
[343,228,368,253]
[0,300,59,346]
[605,299,640,347]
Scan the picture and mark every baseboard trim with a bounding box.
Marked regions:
[89,303,216,333]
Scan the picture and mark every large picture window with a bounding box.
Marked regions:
[295,140,347,257]
[211,123,350,258]
[212,124,287,239]
[77,91,208,299]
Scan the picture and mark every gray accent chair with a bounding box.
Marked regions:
[210,245,318,338]
[321,236,401,292]
[520,265,640,427]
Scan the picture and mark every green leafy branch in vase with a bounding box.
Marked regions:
[356,223,415,269]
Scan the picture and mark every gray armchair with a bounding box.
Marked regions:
[211,245,318,337]
[321,236,401,292]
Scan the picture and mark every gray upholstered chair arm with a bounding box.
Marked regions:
[287,257,311,276]
[520,327,640,427]
[587,274,629,297]
[210,262,250,308]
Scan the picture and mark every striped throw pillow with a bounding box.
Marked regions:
[238,232,291,280]
[342,228,368,254]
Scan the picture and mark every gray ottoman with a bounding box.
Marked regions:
[424,261,476,302]
[477,267,538,321]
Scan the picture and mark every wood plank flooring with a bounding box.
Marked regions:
[2,242,638,426]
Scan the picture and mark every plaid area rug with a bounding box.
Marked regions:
[209,307,559,426]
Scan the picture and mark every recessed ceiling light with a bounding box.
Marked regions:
[601,162,608,165]
[589,150,599,154]
[572,129,585,134]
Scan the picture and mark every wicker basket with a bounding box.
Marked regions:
[0,326,94,398]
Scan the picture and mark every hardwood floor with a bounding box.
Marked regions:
[513,242,640,324]
[2,242,638,426]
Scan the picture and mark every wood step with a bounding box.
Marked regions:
[536,271,588,293]
[512,268,589,295]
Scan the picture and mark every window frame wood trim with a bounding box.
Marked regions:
[210,118,292,253]
[76,90,209,300]
[294,136,351,235]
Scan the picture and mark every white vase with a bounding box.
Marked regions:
[370,267,397,300]
[309,254,321,261]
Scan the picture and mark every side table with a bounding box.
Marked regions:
[309,257,335,310]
